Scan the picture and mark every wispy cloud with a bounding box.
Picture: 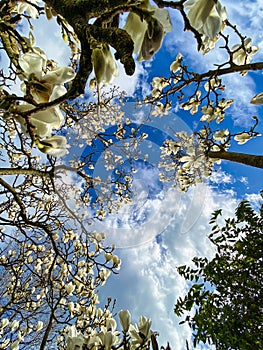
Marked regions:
[99,182,239,349]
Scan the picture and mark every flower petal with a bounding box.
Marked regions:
[19,52,45,79]
[250,92,263,105]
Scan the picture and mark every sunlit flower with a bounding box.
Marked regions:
[200,105,224,123]
[19,52,47,80]
[124,0,172,61]
[250,92,263,105]
[204,77,221,91]
[129,316,152,347]
[36,135,69,157]
[200,33,222,54]
[231,38,258,65]
[118,310,131,332]
[97,331,119,350]
[152,102,171,117]
[170,53,183,73]
[234,132,252,144]
[15,104,64,138]
[65,325,85,350]
[184,0,227,39]
[213,129,229,142]
[16,0,43,19]
[92,44,118,84]
[19,52,75,103]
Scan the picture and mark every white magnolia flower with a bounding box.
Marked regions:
[16,51,75,141]
[213,129,229,142]
[35,321,43,332]
[204,77,221,91]
[129,316,152,346]
[184,0,227,39]
[200,34,217,54]
[15,104,64,138]
[16,0,43,19]
[234,133,252,144]
[250,92,263,105]
[92,44,118,84]
[231,38,258,65]
[118,310,131,332]
[36,135,69,157]
[98,331,119,350]
[19,52,47,80]
[152,77,169,90]
[124,0,172,61]
[65,325,85,350]
[170,53,183,73]
[19,52,75,103]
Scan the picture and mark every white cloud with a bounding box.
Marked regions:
[99,183,240,349]
[245,192,263,211]
[108,59,150,97]
[223,74,258,126]
[209,168,234,184]
[30,16,72,65]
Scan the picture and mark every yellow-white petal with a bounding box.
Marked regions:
[250,92,263,105]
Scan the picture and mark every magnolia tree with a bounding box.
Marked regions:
[0,0,262,349]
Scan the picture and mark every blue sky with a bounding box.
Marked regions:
[2,1,263,349]
[95,2,263,348]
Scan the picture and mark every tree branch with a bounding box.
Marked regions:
[207,150,263,169]
[0,168,52,177]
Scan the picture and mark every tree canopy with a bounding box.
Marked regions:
[0,0,262,349]
[175,195,263,349]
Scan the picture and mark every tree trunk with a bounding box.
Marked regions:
[207,150,263,169]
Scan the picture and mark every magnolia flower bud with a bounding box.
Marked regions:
[92,45,118,85]
[118,309,131,332]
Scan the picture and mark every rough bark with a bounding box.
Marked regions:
[208,150,263,169]
[43,0,135,98]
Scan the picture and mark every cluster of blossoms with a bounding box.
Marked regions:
[63,310,153,350]
[0,226,121,349]
[199,98,233,124]
[231,38,259,67]
[159,131,215,192]
[9,36,76,156]
[176,73,233,123]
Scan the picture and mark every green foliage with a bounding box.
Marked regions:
[174,194,263,349]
